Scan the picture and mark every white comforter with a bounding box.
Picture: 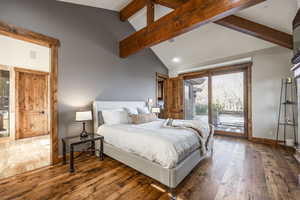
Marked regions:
[97,120,202,168]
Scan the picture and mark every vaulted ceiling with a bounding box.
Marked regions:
[58,0,297,71]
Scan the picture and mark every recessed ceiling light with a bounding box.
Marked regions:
[172,57,181,63]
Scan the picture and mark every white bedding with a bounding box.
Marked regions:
[97,120,201,168]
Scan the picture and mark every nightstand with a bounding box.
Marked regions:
[62,133,104,172]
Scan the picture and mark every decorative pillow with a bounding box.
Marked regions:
[97,111,105,126]
[137,107,150,114]
[131,113,157,124]
[102,110,129,125]
[124,107,138,115]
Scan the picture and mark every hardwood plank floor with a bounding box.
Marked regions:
[0,136,299,200]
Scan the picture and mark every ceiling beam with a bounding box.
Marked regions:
[215,15,293,49]
[154,0,293,49]
[120,0,147,21]
[119,0,265,58]
[152,0,186,9]
[147,0,155,25]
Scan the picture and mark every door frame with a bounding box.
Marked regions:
[155,72,169,118]
[0,20,60,164]
[15,67,49,140]
[180,62,252,139]
[155,72,169,104]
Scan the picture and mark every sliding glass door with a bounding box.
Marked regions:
[212,72,245,134]
[183,65,250,137]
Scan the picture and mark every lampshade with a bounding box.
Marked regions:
[151,107,160,113]
[76,111,92,121]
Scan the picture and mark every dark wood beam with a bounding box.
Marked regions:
[152,0,186,9]
[147,0,155,25]
[120,0,147,21]
[153,0,293,50]
[119,0,265,58]
[215,15,293,49]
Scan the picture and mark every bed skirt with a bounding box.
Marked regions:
[96,140,213,188]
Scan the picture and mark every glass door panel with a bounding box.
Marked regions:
[212,72,245,134]
[184,77,209,123]
[0,70,10,138]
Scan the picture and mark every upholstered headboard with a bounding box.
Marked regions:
[92,101,147,132]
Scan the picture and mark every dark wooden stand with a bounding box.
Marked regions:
[62,133,104,172]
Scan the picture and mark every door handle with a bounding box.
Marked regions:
[40,111,45,114]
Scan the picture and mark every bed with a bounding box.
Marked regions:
[92,101,214,199]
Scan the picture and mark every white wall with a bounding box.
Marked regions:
[0,35,50,72]
[172,46,293,140]
[252,48,293,140]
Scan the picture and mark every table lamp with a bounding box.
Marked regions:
[76,111,92,138]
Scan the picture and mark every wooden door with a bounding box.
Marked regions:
[15,68,49,139]
[164,77,184,119]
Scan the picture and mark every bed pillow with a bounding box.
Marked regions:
[123,107,138,115]
[131,113,157,124]
[137,107,150,114]
[98,108,124,126]
[102,109,129,125]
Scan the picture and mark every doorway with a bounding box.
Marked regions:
[212,72,245,134]
[156,72,168,118]
[0,20,60,165]
[183,63,252,138]
[0,66,51,179]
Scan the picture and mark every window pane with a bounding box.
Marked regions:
[184,77,208,124]
[212,72,244,133]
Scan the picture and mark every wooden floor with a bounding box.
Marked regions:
[0,136,300,200]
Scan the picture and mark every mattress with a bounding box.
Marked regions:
[97,120,201,168]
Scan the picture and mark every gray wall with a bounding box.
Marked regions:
[0,0,168,148]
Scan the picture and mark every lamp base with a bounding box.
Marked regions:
[80,122,89,138]
[80,130,88,138]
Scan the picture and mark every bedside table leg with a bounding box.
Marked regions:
[100,139,104,161]
[70,145,75,173]
[91,141,95,156]
[62,140,66,165]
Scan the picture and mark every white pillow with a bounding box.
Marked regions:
[123,107,138,115]
[102,110,129,125]
[137,107,150,114]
